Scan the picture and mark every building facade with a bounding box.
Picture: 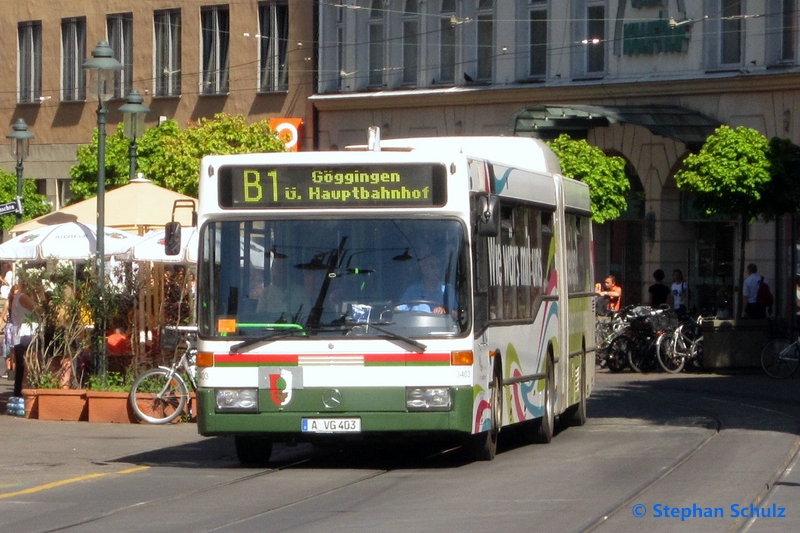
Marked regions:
[2,0,799,319]
[0,0,314,211]
[313,0,800,318]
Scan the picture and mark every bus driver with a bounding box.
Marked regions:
[395,254,452,314]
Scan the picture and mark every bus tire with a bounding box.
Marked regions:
[235,436,273,466]
[463,362,502,461]
[534,355,555,443]
[563,354,587,427]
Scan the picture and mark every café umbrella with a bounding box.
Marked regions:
[120,226,200,264]
[118,226,265,268]
[0,221,140,262]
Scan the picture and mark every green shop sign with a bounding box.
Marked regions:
[623,19,689,55]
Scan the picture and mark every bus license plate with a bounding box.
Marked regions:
[302,418,361,434]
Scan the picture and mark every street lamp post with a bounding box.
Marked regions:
[6,119,34,225]
[83,40,123,379]
[119,89,150,181]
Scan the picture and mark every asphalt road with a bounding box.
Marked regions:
[1,369,798,533]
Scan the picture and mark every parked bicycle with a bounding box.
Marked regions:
[656,314,704,373]
[624,305,671,373]
[595,308,628,370]
[600,305,669,373]
[760,335,800,379]
[129,326,198,424]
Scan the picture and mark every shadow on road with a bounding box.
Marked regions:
[108,370,800,471]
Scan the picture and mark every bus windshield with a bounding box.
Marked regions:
[198,218,470,340]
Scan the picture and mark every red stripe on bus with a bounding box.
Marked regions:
[216,354,299,365]
[215,353,451,366]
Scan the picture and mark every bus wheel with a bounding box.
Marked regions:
[563,354,587,427]
[534,357,555,443]
[463,364,501,461]
[235,436,273,466]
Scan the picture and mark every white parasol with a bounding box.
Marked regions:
[117,226,264,268]
[0,222,140,262]
[120,226,200,264]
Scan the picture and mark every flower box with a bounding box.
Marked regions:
[86,391,138,423]
[35,389,88,421]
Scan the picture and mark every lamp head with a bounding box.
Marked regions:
[6,118,34,160]
[83,40,123,102]
[119,89,151,139]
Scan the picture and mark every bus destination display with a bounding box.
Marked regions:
[218,164,447,208]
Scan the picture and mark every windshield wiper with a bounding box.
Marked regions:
[229,325,306,353]
[364,323,427,353]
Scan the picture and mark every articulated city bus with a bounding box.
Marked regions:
[188,134,595,464]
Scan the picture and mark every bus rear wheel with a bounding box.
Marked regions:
[235,436,273,466]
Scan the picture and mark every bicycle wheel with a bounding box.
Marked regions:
[657,329,684,373]
[605,335,629,372]
[761,338,800,379]
[628,335,655,374]
[129,368,189,424]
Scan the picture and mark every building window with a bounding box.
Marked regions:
[402,0,419,85]
[586,3,605,74]
[476,0,494,81]
[368,0,385,87]
[767,0,796,64]
[259,1,289,92]
[62,18,86,102]
[107,13,133,98]
[529,0,547,78]
[18,21,42,104]
[154,9,181,97]
[336,10,344,91]
[780,0,797,61]
[781,0,797,61]
[720,0,742,66]
[201,5,230,95]
[439,0,456,84]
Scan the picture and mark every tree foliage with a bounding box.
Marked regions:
[547,134,630,224]
[674,125,772,222]
[69,113,287,201]
[0,169,52,231]
[674,125,800,317]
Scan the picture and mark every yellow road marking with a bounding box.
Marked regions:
[0,466,150,499]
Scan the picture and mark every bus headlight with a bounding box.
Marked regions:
[215,389,258,412]
[406,387,452,411]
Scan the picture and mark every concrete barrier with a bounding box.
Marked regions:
[702,319,771,371]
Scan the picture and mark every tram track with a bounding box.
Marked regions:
[34,442,460,533]
[17,373,800,533]
[576,376,800,533]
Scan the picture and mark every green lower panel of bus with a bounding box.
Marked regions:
[196,386,475,437]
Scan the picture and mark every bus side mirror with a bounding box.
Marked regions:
[165,221,182,256]
[476,194,500,237]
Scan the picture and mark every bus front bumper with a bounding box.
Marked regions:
[195,386,476,438]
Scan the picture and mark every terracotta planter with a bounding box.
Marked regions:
[86,391,138,423]
[21,388,38,419]
[35,389,88,421]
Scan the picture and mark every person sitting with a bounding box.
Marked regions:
[107,326,132,355]
[395,254,454,314]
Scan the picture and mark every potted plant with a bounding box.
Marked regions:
[17,260,138,420]
[84,370,139,423]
